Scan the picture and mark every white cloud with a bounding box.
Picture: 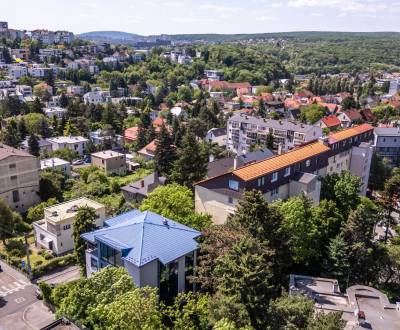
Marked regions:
[270,2,284,8]
[287,0,388,13]
[80,2,97,8]
[200,4,242,13]
[164,2,184,7]
[310,12,323,17]
[256,15,276,21]
[172,17,215,23]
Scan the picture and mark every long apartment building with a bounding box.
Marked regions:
[195,124,374,224]
[0,144,41,212]
[227,113,323,154]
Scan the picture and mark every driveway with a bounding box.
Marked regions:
[0,261,54,329]
[37,265,81,286]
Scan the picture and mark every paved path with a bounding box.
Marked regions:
[0,260,54,329]
[37,265,81,285]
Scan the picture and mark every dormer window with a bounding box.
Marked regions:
[284,167,291,177]
[306,160,311,167]
[271,172,278,182]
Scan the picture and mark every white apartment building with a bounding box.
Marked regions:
[8,65,27,79]
[43,106,67,118]
[83,91,110,105]
[227,113,323,154]
[28,66,52,78]
[33,198,106,255]
[40,157,71,178]
[48,136,89,156]
[67,85,85,95]
[373,127,400,166]
[0,145,41,212]
[15,85,32,97]
[389,79,400,96]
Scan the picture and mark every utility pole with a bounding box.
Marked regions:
[24,233,32,279]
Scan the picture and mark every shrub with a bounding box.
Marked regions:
[35,260,43,267]
[8,248,25,258]
[44,252,54,260]
[5,239,25,255]
[32,254,76,278]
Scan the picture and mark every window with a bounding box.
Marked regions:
[10,175,17,180]
[63,224,71,230]
[257,177,265,187]
[271,172,278,182]
[284,167,291,177]
[9,164,16,169]
[271,187,279,197]
[12,190,19,203]
[229,180,239,191]
[228,196,233,204]
[306,160,311,167]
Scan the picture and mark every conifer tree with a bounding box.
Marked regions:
[28,133,40,156]
[154,124,176,176]
[17,118,28,140]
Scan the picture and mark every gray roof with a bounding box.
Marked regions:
[121,172,166,197]
[82,210,201,267]
[208,127,227,137]
[374,127,400,137]
[229,113,318,133]
[292,172,317,184]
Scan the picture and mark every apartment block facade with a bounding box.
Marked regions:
[195,124,374,224]
[91,150,127,176]
[373,127,400,166]
[0,145,41,212]
[227,113,322,154]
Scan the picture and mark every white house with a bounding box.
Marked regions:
[47,136,89,156]
[40,157,71,178]
[206,128,227,147]
[8,65,27,79]
[43,106,67,118]
[170,106,188,118]
[83,91,110,105]
[33,198,106,255]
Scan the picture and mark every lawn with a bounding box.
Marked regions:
[110,168,152,187]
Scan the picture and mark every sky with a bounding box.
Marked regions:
[2,0,400,35]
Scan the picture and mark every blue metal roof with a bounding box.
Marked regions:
[82,210,201,267]
[104,209,142,227]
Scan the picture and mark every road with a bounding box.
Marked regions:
[0,261,54,329]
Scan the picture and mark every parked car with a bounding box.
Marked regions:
[72,159,84,165]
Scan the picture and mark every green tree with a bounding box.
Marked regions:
[279,195,321,265]
[48,148,79,162]
[0,199,17,245]
[368,153,392,191]
[307,311,345,330]
[73,206,96,274]
[212,237,275,329]
[17,118,28,140]
[26,198,58,223]
[300,104,325,124]
[169,131,208,188]
[39,170,65,201]
[154,123,177,176]
[341,96,357,110]
[140,184,211,231]
[28,133,40,156]
[1,118,21,148]
[91,287,162,330]
[326,233,351,289]
[266,132,274,149]
[165,292,210,330]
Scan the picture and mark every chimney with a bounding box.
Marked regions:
[318,136,329,146]
[140,180,145,188]
[278,143,283,155]
[233,156,238,170]
[209,154,215,163]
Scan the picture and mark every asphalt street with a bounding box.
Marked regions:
[0,260,54,329]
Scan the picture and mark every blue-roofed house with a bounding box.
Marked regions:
[82,210,201,299]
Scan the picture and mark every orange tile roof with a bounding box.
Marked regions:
[233,142,330,181]
[321,115,341,128]
[329,124,373,142]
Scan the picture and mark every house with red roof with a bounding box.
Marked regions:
[315,115,341,131]
[124,127,139,143]
[337,109,363,128]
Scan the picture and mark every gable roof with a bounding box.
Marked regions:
[124,127,139,141]
[343,109,363,121]
[329,124,373,143]
[0,144,35,161]
[233,142,330,181]
[321,115,341,128]
[82,210,200,267]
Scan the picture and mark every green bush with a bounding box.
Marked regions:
[5,239,25,256]
[8,248,24,258]
[34,260,43,267]
[32,254,76,278]
[43,252,54,260]
[38,250,45,256]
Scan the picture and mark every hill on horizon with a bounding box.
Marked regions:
[78,31,142,40]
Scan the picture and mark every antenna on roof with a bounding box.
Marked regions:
[163,218,169,227]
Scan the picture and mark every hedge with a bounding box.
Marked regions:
[32,254,77,278]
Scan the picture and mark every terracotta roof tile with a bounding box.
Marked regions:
[329,124,373,143]
[233,142,330,181]
[321,115,341,128]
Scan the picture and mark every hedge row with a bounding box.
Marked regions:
[32,254,76,278]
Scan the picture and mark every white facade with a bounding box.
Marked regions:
[83,91,109,104]
[8,65,27,79]
[48,136,89,156]
[33,198,106,255]
[40,157,71,178]
[44,106,67,118]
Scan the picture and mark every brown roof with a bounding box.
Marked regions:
[0,144,34,161]
[329,124,373,143]
[124,127,139,142]
[233,142,330,181]
[321,115,341,128]
[344,109,363,121]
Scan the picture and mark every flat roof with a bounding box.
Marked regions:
[91,150,125,159]
[41,157,70,168]
[48,136,88,144]
[44,198,104,223]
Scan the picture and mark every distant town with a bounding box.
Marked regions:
[0,19,400,330]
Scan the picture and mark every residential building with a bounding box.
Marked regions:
[289,274,400,330]
[54,31,74,44]
[83,91,110,104]
[337,109,363,128]
[10,49,29,61]
[0,22,8,32]
[91,150,127,176]
[195,124,374,224]
[31,30,55,44]
[373,127,400,165]
[28,66,53,79]
[121,172,166,203]
[315,115,341,131]
[43,106,67,118]
[124,127,139,143]
[67,85,85,96]
[15,85,32,97]
[227,113,323,154]
[33,198,106,255]
[82,210,201,296]
[48,136,89,156]
[40,157,71,178]
[21,137,53,154]
[389,79,400,96]
[0,145,41,212]
[137,140,157,160]
[204,70,223,81]
[206,128,227,147]
[89,129,123,148]
[8,65,27,79]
